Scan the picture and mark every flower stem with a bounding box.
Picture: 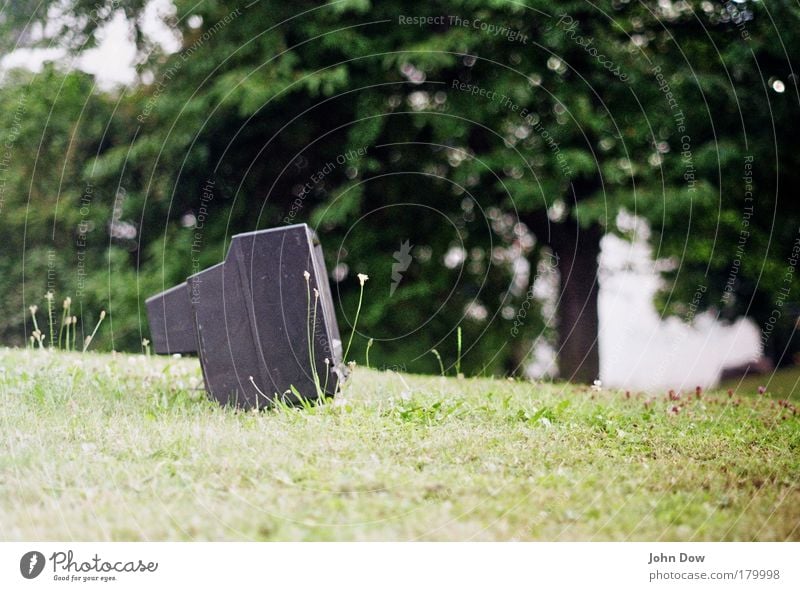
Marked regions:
[82,310,106,353]
[365,338,374,369]
[456,326,462,376]
[46,293,55,349]
[343,279,367,364]
[58,307,68,350]
[430,349,445,376]
[310,291,322,397]
[29,307,40,335]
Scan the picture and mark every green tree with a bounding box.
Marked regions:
[2,0,798,380]
[0,66,120,348]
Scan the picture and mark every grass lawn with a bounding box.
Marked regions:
[722,365,800,401]
[1,347,798,541]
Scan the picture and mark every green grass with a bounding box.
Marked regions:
[1,348,798,541]
[722,365,800,400]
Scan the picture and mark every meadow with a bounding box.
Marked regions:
[1,348,798,541]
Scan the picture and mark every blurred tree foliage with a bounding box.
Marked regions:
[1,0,798,376]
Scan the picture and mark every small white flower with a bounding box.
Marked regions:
[357,273,369,286]
[591,379,602,392]
[303,270,311,282]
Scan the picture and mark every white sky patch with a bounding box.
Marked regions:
[76,11,138,87]
[0,0,179,89]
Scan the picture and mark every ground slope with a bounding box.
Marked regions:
[1,348,798,541]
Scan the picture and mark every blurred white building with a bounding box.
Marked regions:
[599,234,759,391]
